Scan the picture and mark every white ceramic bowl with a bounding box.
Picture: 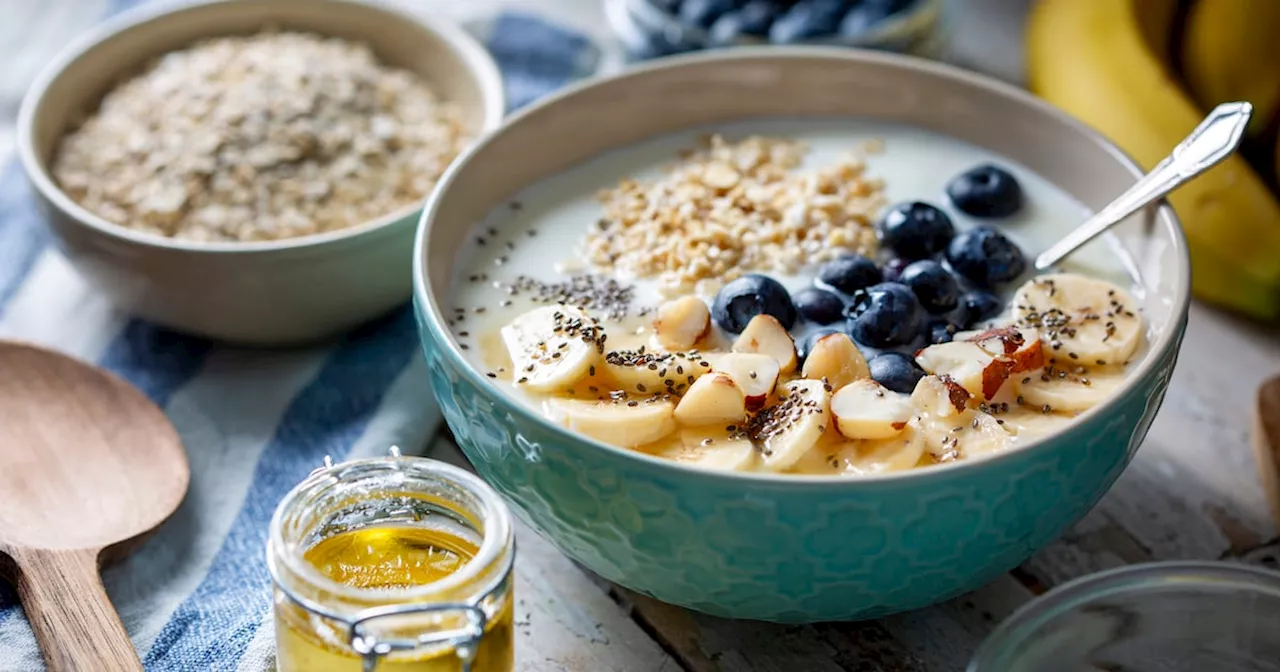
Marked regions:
[18,0,504,345]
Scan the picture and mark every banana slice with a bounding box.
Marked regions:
[844,421,927,474]
[830,379,913,439]
[602,349,712,395]
[1013,366,1127,414]
[674,373,747,426]
[753,379,831,472]
[911,375,1011,461]
[545,397,676,448]
[801,332,870,390]
[710,352,782,411]
[660,428,757,472]
[791,422,926,475]
[732,314,798,374]
[501,305,604,392]
[1012,274,1144,366]
[995,406,1070,439]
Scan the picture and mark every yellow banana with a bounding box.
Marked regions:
[1183,0,1280,137]
[1027,0,1280,320]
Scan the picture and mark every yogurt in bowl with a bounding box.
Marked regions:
[413,49,1188,622]
[446,118,1149,476]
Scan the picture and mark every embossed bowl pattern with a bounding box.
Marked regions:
[412,50,1191,622]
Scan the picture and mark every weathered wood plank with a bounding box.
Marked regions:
[1021,306,1280,588]
[428,434,678,672]
[615,573,1034,672]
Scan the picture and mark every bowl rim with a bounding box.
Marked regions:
[966,560,1280,671]
[413,46,1192,485]
[16,0,505,255]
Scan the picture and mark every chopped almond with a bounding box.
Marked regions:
[800,332,869,390]
[712,352,781,411]
[830,379,912,439]
[654,296,711,351]
[674,373,747,426]
[732,314,798,374]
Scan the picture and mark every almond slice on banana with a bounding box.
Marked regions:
[661,428,757,472]
[830,379,913,439]
[732,314,798,374]
[915,341,1008,401]
[1013,366,1127,413]
[545,397,676,448]
[653,296,711,351]
[711,352,781,411]
[753,379,831,472]
[910,375,972,418]
[674,373,747,426]
[912,375,1011,460]
[1012,273,1144,366]
[501,305,604,392]
[801,332,870,390]
[969,326,1045,373]
[916,327,1043,401]
[602,349,711,396]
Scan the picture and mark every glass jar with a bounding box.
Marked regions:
[267,451,515,672]
[969,561,1280,672]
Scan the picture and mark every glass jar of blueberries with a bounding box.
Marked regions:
[605,0,947,61]
[712,164,1027,396]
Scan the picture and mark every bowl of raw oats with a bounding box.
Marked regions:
[18,0,503,344]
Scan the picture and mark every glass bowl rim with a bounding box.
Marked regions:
[968,560,1280,671]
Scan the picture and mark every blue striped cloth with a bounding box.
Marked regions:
[0,3,597,670]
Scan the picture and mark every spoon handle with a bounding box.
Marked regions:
[11,547,142,671]
[1034,101,1252,271]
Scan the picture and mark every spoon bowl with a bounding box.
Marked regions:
[0,341,188,671]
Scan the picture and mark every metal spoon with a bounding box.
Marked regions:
[1034,102,1252,271]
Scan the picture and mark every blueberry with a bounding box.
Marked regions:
[945,226,1027,287]
[769,0,847,43]
[846,282,924,347]
[817,254,881,295]
[838,3,894,37]
[899,260,959,314]
[709,0,778,44]
[712,273,797,333]
[926,318,958,344]
[798,327,842,366]
[864,0,916,12]
[794,287,845,325]
[878,201,955,260]
[946,164,1024,218]
[680,0,738,29]
[955,290,1002,328]
[652,0,684,12]
[869,352,926,394]
[627,31,698,60]
[881,257,909,283]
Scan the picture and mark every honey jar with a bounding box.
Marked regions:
[267,449,515,671]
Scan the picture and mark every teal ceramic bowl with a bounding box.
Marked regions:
[412,49,1190,622]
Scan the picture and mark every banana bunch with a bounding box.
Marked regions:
[1027,0,1280,320]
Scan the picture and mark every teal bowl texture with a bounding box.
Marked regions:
[412,49,1191,622]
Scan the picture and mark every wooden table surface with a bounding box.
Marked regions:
[3,1,1278,670]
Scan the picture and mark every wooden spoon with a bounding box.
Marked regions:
[0,341,188,671]
[1256,374,1280,528]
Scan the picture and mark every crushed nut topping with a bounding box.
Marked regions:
[582,135,884,297]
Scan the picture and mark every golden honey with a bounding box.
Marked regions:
[269,455,515,672]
